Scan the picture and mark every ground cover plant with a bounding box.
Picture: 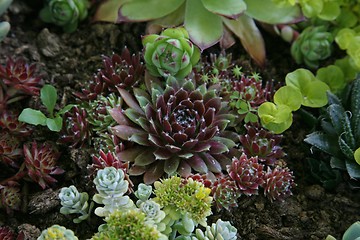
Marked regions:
[0,0,360,239]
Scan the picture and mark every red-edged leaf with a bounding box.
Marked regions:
[223,15,266,67]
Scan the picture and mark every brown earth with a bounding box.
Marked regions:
[0,1,359,239]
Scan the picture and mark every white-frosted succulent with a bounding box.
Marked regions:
[194,219,237,240]
[135,183,153,205]
[93,167,134,217]
[140,199,166,232]
[59,185,93,223]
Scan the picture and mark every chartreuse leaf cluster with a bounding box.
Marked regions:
[335,28,360,70]
[18,84,74,132]
[304,76,360,186]
[258,68,329,134]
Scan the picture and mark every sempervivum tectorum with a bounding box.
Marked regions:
[59,105,92,148]
[240,123,285,165]
[263,166,295,202]
[75,48,144,101]
[0,57,43,96]
[23,141,64,189]
[0,226,16,240]
[211,175,241,212]
[227,153,265,196]
[111,77,236,183]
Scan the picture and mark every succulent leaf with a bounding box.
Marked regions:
[222,15,265,67]
[244,0,302,24]
[118,0,184,22]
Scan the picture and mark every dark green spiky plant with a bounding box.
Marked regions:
[110,76,237,184]
[304,76,360,187]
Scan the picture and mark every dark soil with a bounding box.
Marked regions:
[0,1,359,239]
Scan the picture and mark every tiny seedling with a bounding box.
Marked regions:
[19,84,74,132]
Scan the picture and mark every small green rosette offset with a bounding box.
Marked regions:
[39,0,89,33]
[291,26,333,69]
[142,27,200,79]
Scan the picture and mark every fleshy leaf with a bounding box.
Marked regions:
[223,15,265,66]
[185,0,223,50]
[41,85,57,117]
[244,0,303,24]
[46,116,63,132]
[118,0,184,22]
[201,0,246,19]
[143,161,165,184]
[355,148,360,165]
[94,0,127,22]
[273,86,302,111]
[164,157,180,175]
[304,132,341,157]
[18,109,47,126]
[111,125,145,140]
[345,158,360,179]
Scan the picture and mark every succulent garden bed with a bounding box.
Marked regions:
[0,0,360,239]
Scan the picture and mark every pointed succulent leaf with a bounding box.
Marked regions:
[111,125,145,140]
[129,132,151,145]
[117,146,145,163]
[326,91,341,105]
[321,119,338,136]
[188,155,208,173]
[351,77,360,143]
[134,149,157,166]
[338,134,354,160]
[202,153,222,173]
[341,111,356,149]
[185,0,223,50]
[57,104,75,115]
[144,161,165,184]
[109,107,130,125]
[244,0,303,24]
[327,104,346,135]
[164,157,180,175]
[208,141,229,154]
[304,132,341,157]
[223,15,265,67]
[124,108,145,125]
[330,156,346,170]
[212,136,236,149]
[134,88,151,109]
[345,158,360,179]
[118,0,184,22]
[201,0,246,19]
[117,87,143,114]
